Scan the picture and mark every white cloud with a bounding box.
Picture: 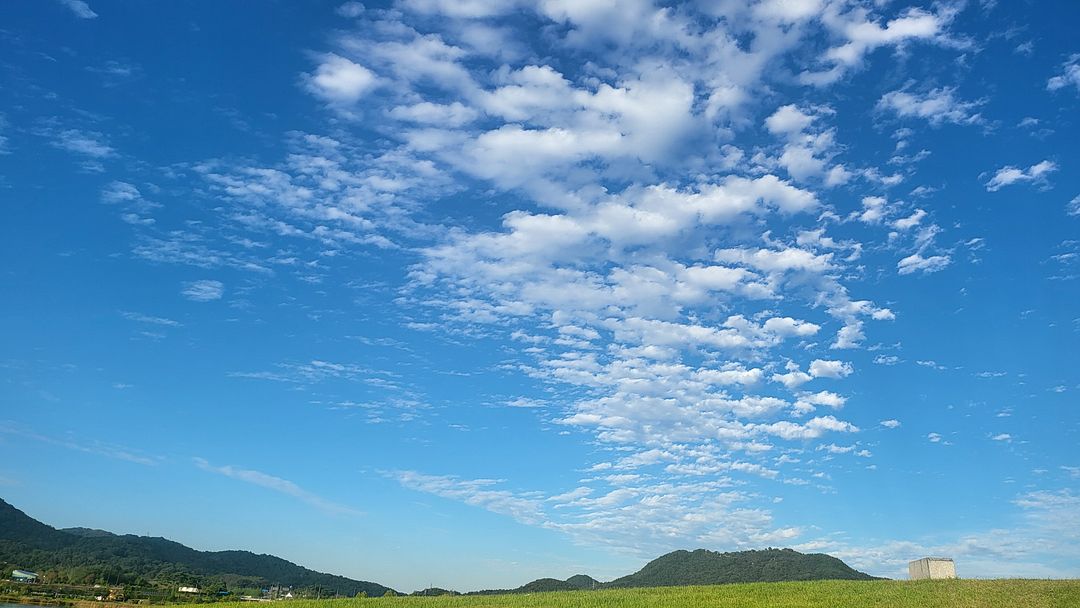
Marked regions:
[389,101,478,127]
[51,129,114,158]
[763,316,821,338]
[1,423,158,466]
[1069,195,1080,217]
[336,1,365,17]
[306,53,377,104]
[59,0,98,19]
[1047,54,1080,93]
[195,458,359,515]
[794,390,847,414]
[831,322,865,349]
[181,280,224,302]
[396,470,544,525]
[876,87,984,126]
[802,7,954,85]
[880,419,901,428]
[101,181,141,203]
[892,208,926,231]
[808,359,853,379]
[772,365,813,389]
[985,160,1058,192]
[856,196,889,224]
[897,253,951,275]
[207,2,993,560]
[765,104,815,135]
[121,311,181,327]
[763,415,858,440]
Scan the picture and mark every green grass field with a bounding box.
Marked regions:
[200,580,1080,608]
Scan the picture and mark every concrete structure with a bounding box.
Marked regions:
[11,569,39,582]
[178,586,201,594]
[908,557,957,580]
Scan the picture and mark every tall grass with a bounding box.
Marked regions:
[203,580,1080,608]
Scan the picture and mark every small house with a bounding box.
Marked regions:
[11,569,39,583]
[908,557,957,580]
[178,586,201,594]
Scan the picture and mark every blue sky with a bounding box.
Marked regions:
[1,0,1079,592]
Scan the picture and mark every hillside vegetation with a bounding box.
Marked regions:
[0,499,393,597]
[197,580,1080,608]
[606,548,875,587]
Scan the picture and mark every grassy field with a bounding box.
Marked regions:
[193,580,1080,608]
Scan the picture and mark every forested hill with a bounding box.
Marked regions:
[0,498,395,597]
[467,549,873,595]
[469,574,600,595]
[607,548,878,587]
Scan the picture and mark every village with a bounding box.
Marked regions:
[2,569,326,605]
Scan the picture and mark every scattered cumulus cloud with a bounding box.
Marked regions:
[984,160,1058,192]
[876,87,984,126]
[1047,54,1080,93]
[897,253,951,275]
[808,359,853,379]
[306,53,378,105]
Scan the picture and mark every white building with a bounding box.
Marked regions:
[11,569,39,583]
[908,557,957,580]
[178,586,201,594]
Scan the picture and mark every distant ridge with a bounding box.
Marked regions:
[607,548,878,587]
[0,498,395,597]
[468,573,599,595]
[467,548,874,595]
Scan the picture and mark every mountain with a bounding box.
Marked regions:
[0,499,395,597]
[473,549,873,595]
[467,573,599,595]
[564,574,600,588]
[607,548,877,587]
[60,528,117,538]
[516,573,600,593]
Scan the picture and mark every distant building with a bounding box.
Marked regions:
[11,570,39,582]
[908,557,957,580]
[178,586,201,593]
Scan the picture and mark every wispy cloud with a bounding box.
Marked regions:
[51,128,114,158]
[877,87,985,126]
[0,422,159,466]
[181,280,224,302]
[393,470,799,555]
[121,311,181,327]
[58,0,98,19]
[1047,54,1080,93]
[194,458,361,516]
